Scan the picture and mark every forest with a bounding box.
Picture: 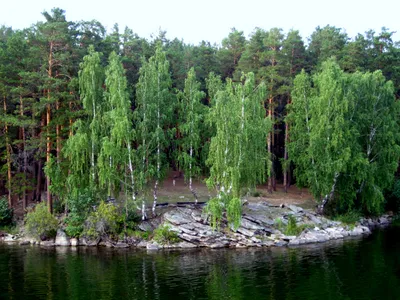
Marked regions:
[1,8,400,231]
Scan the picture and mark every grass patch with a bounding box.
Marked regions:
[153,224,180,245]
[274,215,311,236]
[392,216,400,226]
[0,225,19,235]
[334,211,361,225]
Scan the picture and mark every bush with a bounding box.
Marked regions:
[204,198,224,230]
[335,211,361,225]
[153,224,179,245]
[285,215,300,235]
[65,189,95,238]
[0,197,13,226]
[227,197,241,230]
[25,202,58,240]
[275,215,309,236]
[83,201,122,240]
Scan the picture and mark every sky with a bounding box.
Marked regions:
[1,0,399,45]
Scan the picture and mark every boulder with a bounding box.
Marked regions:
[40,241,56,247]
[177,241,198,248]
[70,238,79,246]
[115,242,129,248]
[55,229,71,246]
[163,209,191,225]
[146,243,159,250]
[236,227,255,237]
[287,204,303,214]
[3,234,18,242]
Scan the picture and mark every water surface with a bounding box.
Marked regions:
[1,227,399,299]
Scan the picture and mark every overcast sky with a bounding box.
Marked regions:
[1,0,399,45]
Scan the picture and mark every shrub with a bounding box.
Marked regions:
[0,197,13,226]
[335,211,361,225]
[275,216,309,236]
[153,224,179,245]
[25,202,58,240]
[285,215,300,235]
[204,198,224,230]
[83,201,122,240]
[65,189,95,238]
[227,197,242,230]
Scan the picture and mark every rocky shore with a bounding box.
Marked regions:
[1,201,393,250]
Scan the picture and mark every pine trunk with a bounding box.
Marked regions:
[283,121,289,193]
[46,103,52,213]
[267,95,273,194]
[4,97,12,207]
[47,41,53,213]
[20,94,27,209]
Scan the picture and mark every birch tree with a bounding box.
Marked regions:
[97,51,135,223]
[63,46,105,197]
[177,68,206,203]
[288,60,400,215]
[135,43,174,219]
[206,72,270,229]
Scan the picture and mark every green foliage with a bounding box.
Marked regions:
[227,197,242,230]
[392,216,400,227]
[127,229,152,240]
[206,72,270,230]
[25,202,58,240]
[134,43,175,213]
[83,201,122,240]
[153,224,179,245]
[177,68,206,187]
[285,215,300,236]
[65,189,96,238]
[274,217,285,232]
[0,225,18,235]
[275,216,310,236]
[334,211,361,225]
[288,60,400,215]
[204,198,224,231]
[0,197,13,226]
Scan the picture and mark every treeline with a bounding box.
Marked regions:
[1,8,400,219]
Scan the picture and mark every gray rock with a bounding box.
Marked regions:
[208,242,226,248]
[237,227,255,237]
[136,240,148,248]
[146,243,159,250]
[163,210,191,225]
[55,229,70,246]
[3,234,17,242]
[179,233,200,243]
[379,217,389,225]
[305,213,322,225]
[287,204,303,214]
[115,242,129,248]
[177,241,198,248]
[275,240,288,247]
[138,221,154,232]
[240,218,264,231]
[40,241,56,247]
[70,238,79,246]
[19,240,30,246]
[282,235,296,241]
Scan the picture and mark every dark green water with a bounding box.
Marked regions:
[1,227,400,300]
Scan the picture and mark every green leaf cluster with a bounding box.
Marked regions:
[288,59,400,215]
[24,202,58,240]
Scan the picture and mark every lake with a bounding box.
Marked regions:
[1,227,399,299]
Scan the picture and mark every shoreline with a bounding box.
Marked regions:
[0,202,393,250]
